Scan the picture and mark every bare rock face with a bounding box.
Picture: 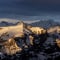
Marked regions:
[1,38,22,55]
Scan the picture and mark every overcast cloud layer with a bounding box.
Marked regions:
[0,0,60,21]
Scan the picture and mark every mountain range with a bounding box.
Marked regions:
[0,20,60,60]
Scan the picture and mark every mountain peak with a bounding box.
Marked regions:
[17,21,24,25]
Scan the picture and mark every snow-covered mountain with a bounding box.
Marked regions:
[0,21,46,54]
[0,20,60,60]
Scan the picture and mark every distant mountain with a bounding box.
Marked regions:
[31,19,60,29]
[0,21,14,27]
[0,19,59,28]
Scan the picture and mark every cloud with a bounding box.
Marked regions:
[0,0,60,16]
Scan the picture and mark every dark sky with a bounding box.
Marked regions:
[0,0,60,17]
[0,0,60,19]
